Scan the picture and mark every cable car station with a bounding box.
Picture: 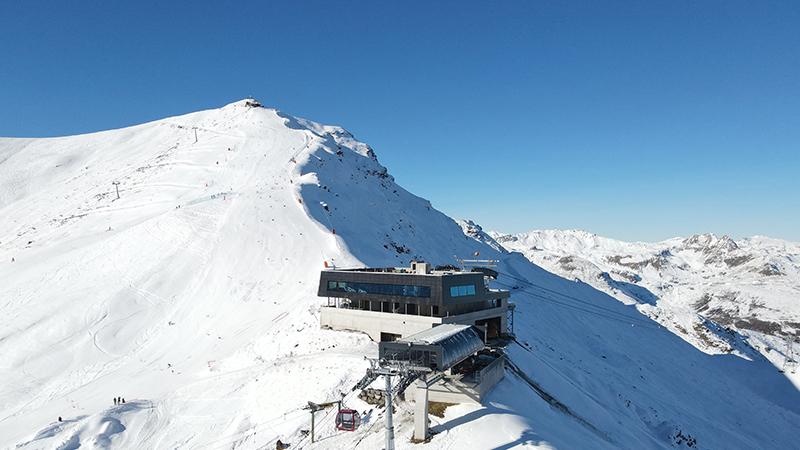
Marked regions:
[317,261,511,446]
[318,261,513,342]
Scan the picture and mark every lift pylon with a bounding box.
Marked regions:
[303,399,341,443]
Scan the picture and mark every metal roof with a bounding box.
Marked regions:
[399,324,474,344]
[380,324,484,372]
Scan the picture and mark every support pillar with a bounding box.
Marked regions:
[413,379,429,441]
[385,374,395,450]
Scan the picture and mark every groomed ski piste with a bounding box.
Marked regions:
[1,100,799,449]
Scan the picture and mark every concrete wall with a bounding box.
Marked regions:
[417,379,481,404]
[320,307,442,341]
[406,356,505,405]
[321,303,509,341]
[478,356,505,400]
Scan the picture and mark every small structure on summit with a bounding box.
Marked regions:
[245,97,265,108]
[317,261,513,342]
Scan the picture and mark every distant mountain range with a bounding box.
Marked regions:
[478,225,800,364]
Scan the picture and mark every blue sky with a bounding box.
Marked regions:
[1,1,798,243]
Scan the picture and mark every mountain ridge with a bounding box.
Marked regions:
[1,100,799,449]
[487,228,800,364]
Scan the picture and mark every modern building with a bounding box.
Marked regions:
[317,261,513,342]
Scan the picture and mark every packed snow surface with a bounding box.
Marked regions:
[1,100,799,449]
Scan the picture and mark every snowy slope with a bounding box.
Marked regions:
[1,101,799,450]
[487,229,800,370]
[0,100,374,449]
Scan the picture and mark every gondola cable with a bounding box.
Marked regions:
[496,271,656,324]
[491,277,662,330]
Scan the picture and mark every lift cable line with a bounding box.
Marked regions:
[290,398,362,450]
[293,387,365,449]
[349,410,384,450]
[491,276,663,330]
[351,359,429,450]
[493,279,661,330]
[493,280,656,329]
[190,408,308,450]
[304,399,346,443]
[202,388,361,450]
[495,272,657,324]
[302,383,366,444]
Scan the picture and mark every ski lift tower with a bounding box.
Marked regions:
[303,399,341,443]
[781,335,798,374]
[354,359,426,450]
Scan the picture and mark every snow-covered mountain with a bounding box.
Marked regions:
[2,100,799,449]
[487,228,800,366]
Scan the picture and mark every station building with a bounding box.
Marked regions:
[317,261,513,342]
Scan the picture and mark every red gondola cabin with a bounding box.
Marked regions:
[335,409,361,431]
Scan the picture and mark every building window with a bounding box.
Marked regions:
[450,284,477,297]
[327,281,431,298]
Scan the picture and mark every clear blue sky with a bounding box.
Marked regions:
[1,1,798,243]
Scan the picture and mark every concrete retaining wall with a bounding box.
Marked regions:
[407,356,505,405]
[320,307,442,341]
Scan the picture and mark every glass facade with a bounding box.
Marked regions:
[450,284,477,297]
[327,280,431,298]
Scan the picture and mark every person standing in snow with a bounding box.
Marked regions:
[114,398,117,405]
